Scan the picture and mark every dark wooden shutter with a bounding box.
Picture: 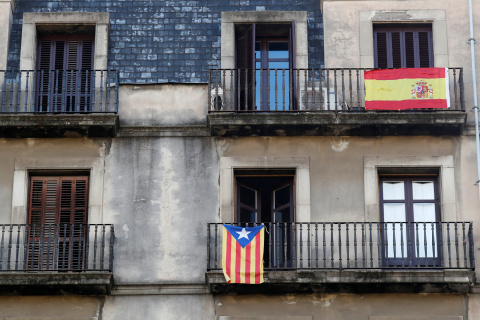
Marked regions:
[236,24,255,110]
[374,26,433,68]
[36,36,94,112]
[289,20,297,110]
[28,176,89,270]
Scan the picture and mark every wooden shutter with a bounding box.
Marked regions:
[36,36,94,112]
[374,26,433,68]
[289,20,297,110]
[236,24,255,110]
[28,176,89,270]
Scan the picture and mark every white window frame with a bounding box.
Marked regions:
[364,155,456,222]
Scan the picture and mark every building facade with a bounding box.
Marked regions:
[0,0,479,319]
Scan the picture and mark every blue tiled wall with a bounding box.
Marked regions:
[7,1,323,84]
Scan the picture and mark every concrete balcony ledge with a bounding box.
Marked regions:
[0,272,113,295]
[206,269,475,294]
[0,114,119,138]
[207,111,466,136]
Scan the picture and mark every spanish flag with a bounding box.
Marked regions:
[365,68,450,110]
[222,224,265,284]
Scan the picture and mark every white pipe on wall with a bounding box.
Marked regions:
[469,0,480,202]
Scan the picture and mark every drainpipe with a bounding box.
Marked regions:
[469,0,480,202]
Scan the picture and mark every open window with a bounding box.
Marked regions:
[374,24,433,69]
[235,171,295,268]
[380,175,442,267]
[235,23,296,111]
[28,175,89,270]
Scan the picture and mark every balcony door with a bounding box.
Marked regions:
[380,176,442,267]
[28,176,89,270]
[236,174,294,268]
[36,35,94,112]
[236,23,296,111]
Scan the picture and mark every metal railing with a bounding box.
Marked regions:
[0,70,119,113]
[208,68,465,112]
[207,222,474,271]
[0,224,114,272]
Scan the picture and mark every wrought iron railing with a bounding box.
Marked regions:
[207,222,474,271]
[0,70,119,113]
[208,68,465,112]
[0,224,114,272]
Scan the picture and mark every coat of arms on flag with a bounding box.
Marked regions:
[364,68,450,110]
[222,224,265,284]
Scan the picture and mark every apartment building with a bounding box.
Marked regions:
[0,0,479,319]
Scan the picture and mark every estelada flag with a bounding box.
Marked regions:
[364,68,450,110]
[222,224,265,284]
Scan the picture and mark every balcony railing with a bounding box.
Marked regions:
[0,70,119,113]
[207,222,474,271]
[208,68,465,112]
[0,224,114,272]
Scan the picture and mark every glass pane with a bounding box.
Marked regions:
[383,203,406,222]
[239,207,256,223]
[413,203,437,258]
[273,207,290,223]
[274,185,290,208]
[255,41,261,59]
[382,181,405,200]
[385,222,407,258]
[412,181,434,200]
[267,63,289,111]
[268,42,289,59]
[239,185,257,208]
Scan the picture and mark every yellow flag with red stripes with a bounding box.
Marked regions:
[365,68,450,110]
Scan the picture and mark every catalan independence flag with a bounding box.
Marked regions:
[222,224,265,284]
[365,68,450,110]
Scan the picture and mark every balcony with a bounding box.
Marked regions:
[0,70,119,138]
[206,222,475,294]
[207,68,466,136]
[0,224,114,295]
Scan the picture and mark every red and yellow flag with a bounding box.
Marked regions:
[365,68,450,110]
[222,224,265,284]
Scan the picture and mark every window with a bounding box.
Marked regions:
[236,172,294,268]
[36,35,95,112]
[374,25,433,69]
[236,23,296,110]
[380,175,441,267]
[28,175,89,270]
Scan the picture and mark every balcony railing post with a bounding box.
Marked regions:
[469,223,475,270]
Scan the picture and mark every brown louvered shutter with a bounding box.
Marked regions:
[36,36,94,112]
[236,24,255,110]
[28,176,89,270]
[374,26,433,69]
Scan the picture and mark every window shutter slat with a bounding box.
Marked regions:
[375,32,388,69]
[418,31,431,68]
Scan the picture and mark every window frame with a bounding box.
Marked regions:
[20,12,109,71]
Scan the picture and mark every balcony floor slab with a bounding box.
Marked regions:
[206,269,475,294]
[0,114,119,138]
[0,272,113,295]
[207,111,467,136]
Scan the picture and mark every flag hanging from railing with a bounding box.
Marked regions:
[365,68,450,110]
[222,224,265,284]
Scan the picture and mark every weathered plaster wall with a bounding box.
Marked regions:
[0,296,104,319]
[102,295,215,320]
[118,84,208,127]
[215,293,467,320]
